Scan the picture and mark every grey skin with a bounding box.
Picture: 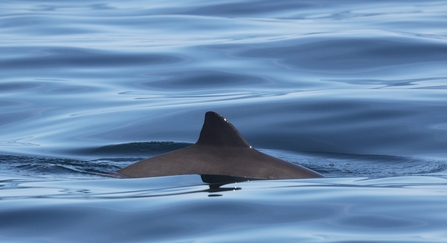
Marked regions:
[118,111,323,181]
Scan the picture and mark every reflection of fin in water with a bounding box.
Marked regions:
[201,174,249,193]
[118,111,322,180]
[200,174,254,184]
[207,184,242,195]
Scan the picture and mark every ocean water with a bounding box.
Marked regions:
[1,0,447,242]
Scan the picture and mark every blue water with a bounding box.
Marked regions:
[1,0,447,242]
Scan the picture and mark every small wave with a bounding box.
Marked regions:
[0,155,120,178]
[294,152,447,178]
[0,142,192,178]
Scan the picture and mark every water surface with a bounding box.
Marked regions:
[1,0,447,242]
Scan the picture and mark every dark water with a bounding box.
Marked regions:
[1,0,447,242]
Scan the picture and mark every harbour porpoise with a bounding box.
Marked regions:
[118,111,322,182]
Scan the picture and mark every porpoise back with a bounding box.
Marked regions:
[118,111,323,181]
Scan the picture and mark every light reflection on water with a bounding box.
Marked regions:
[1,175,447,242]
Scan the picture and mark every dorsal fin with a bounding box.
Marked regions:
[196,111,251,148]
